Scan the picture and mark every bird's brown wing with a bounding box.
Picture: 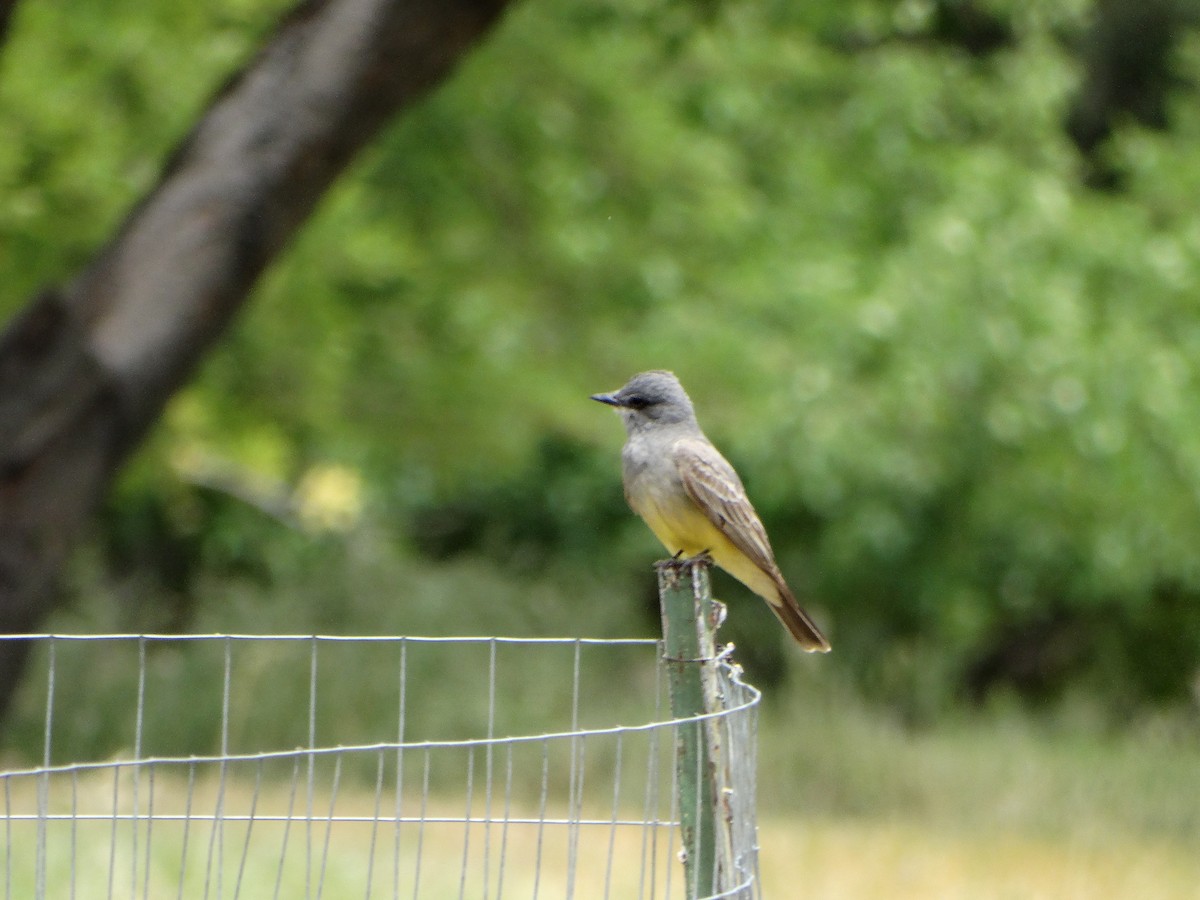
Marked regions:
[673,436,780,575]
[675,436,832,652]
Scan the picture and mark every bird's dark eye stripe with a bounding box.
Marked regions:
[625,395,650,409]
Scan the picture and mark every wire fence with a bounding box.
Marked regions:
[0,633,761,899]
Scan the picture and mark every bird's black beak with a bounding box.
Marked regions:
[590,392,621,407]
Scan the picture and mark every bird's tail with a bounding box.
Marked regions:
[770,582,831,653]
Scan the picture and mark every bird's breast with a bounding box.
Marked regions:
[621,449,723,557]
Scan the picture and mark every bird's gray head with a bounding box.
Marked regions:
[591,370,699,434]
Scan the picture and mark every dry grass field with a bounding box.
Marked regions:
[2,768,1198,898]
[759,815,1200,900]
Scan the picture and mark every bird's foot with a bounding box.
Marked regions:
[655,549,713,575]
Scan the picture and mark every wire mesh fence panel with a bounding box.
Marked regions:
[0,634,761,899]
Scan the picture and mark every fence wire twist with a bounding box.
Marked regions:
[0,634,760,899]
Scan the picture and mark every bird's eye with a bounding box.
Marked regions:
[625,395,650,410]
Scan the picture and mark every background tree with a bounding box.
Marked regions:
[0,0,513,718]
[2,0,1200,726]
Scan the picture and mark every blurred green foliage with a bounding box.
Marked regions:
[3,0,1200,715]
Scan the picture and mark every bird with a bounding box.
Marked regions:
[592,370,831,652]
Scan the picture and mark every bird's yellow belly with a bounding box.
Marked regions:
[639,496,732,557]
[635,496,780,602]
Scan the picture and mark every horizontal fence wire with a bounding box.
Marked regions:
[0,634,761,899]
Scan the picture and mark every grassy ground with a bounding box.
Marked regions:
[764,678,1200,839]
[753,680,1200,898]
[760,814,1200,899]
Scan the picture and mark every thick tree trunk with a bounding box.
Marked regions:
[0,0,513,718]
[0,0,17,45]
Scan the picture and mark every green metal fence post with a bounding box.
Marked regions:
[656,555,736,898]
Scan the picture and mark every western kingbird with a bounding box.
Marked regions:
[592,370,831,652]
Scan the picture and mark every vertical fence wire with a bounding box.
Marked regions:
[306,637,318,900]
[131,637,145,899]
[35,638,53,900]
[5,765,12,900]
[394,637,408,900]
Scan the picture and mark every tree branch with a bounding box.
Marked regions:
[0,0,18,48]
